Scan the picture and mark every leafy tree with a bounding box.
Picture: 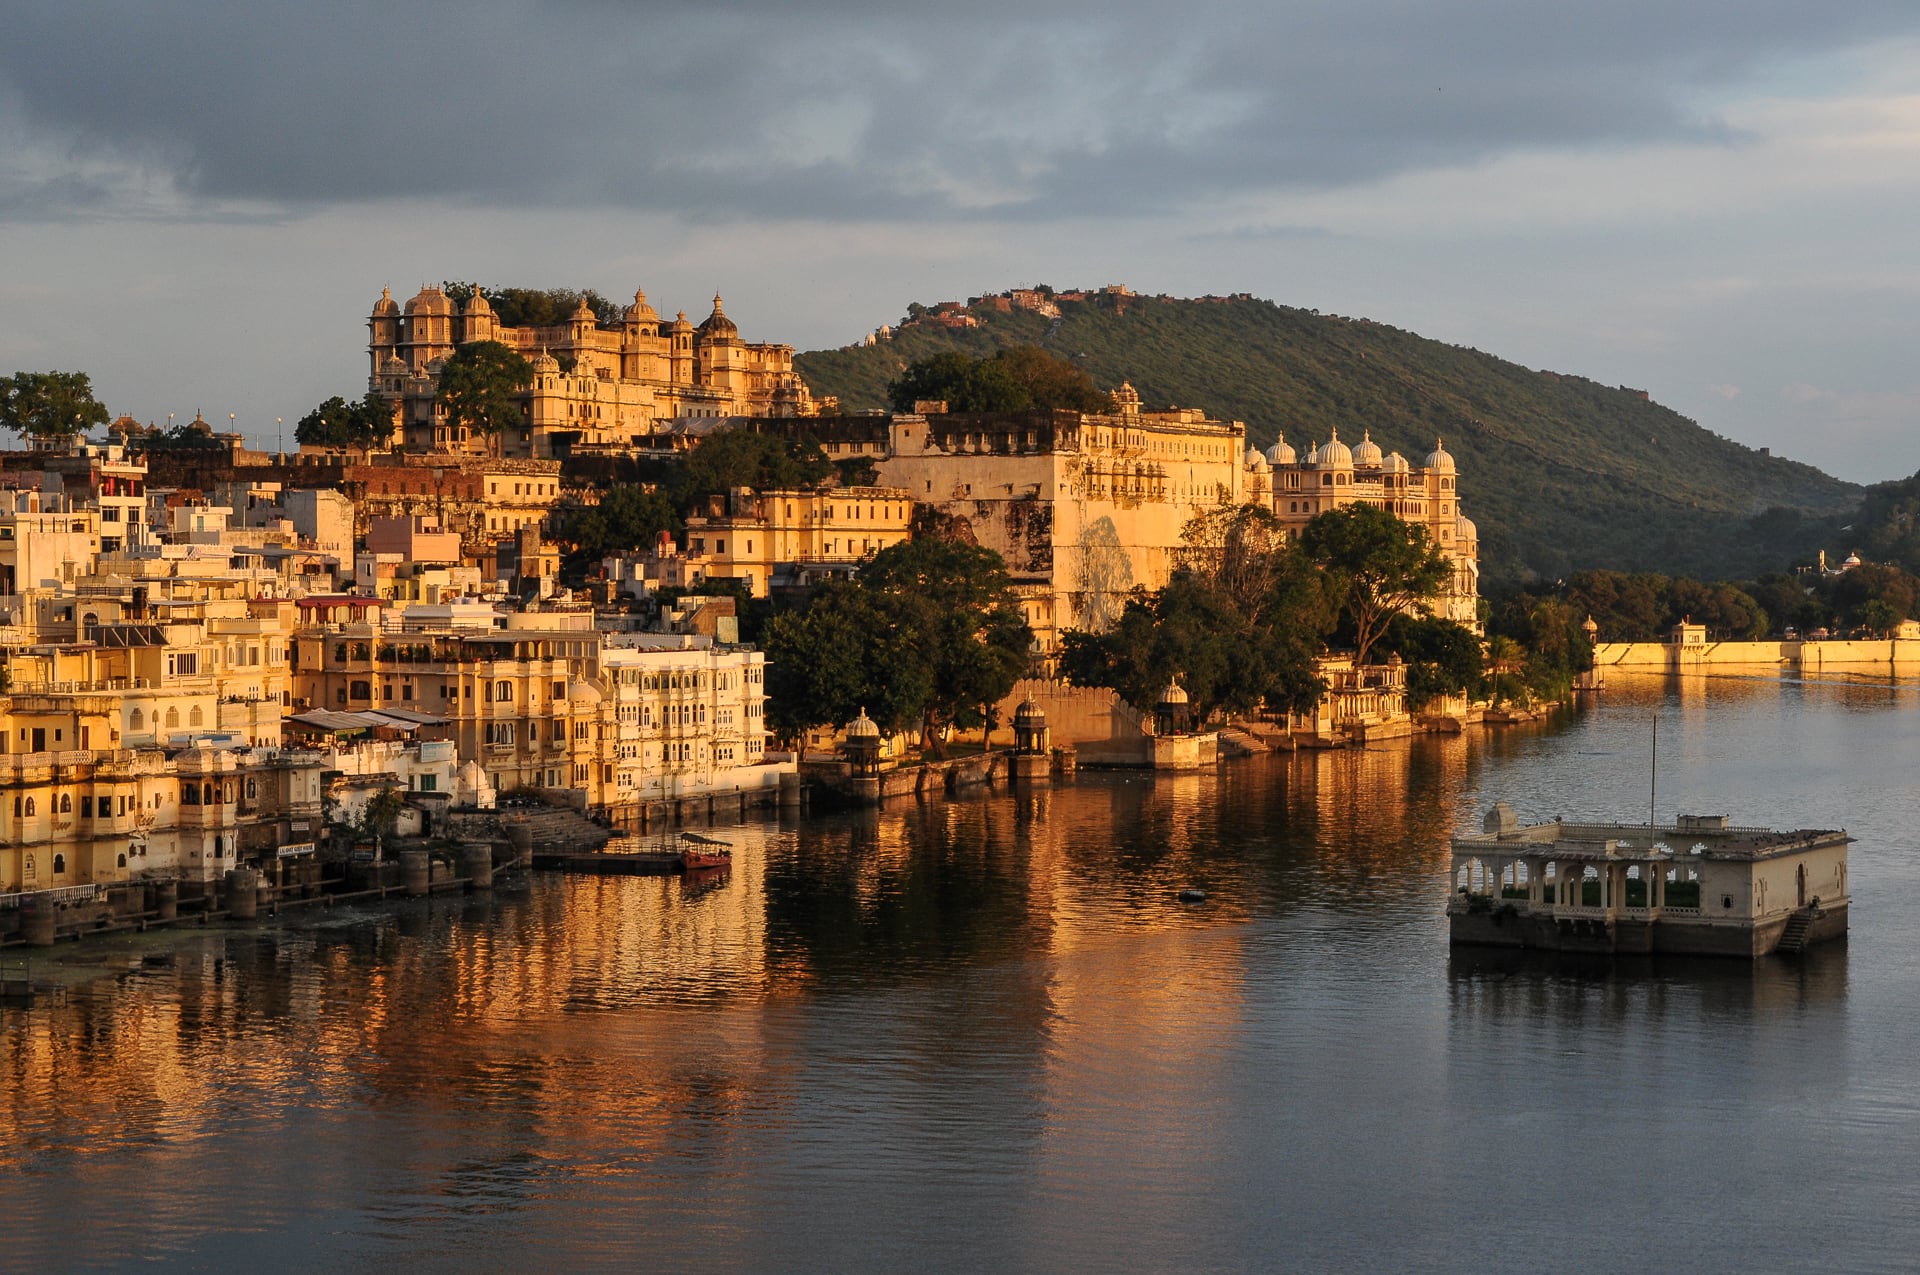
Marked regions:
[1380,614,1485,707]
[1827,562,1918,629]
[443,282,621,328]
[132,420,226,452]
[885,347,1108,414]
[437,341,534,455]
[763,536,1032,756]
[991,346,1111,413]
[0,370,110,443]
[1859,598,1902,635]
[764,582,932,745]
[856,537,1033,754]
[295,392,393,448]
[834,456,880,487]
[559,484,682,573]
[670,428,832,505]
[1298,504,1451,667]
[1060,505,1332,719]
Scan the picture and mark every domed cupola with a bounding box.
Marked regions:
[1352,430,1383,467]
[404,286,452,317]
[1381,451,1410,474]
[1265,433,1297,466]
[1424,438,1456,472]
[1316,426,1353,469]
[532,350,562,375]
[1454,513,1477,543]
[1111,380,1142,415]
[698,293,739,340]
[623,287,659,324]
[463,289,494,319]
[370,287,400,318]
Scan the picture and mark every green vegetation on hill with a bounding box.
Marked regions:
[795,294,1864,586]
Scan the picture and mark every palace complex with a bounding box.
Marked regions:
[367,285,817,458]
[0,294,1484,913]
[1246,428,1480,629]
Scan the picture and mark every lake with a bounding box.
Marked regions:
[5,675,1918,1272]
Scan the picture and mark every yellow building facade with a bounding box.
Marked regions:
[1249,430,1480,630]
[367,286,816,458]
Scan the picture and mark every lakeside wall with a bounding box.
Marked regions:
[1593,636,1920,676]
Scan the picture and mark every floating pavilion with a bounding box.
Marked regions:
[1448,804,1850,957]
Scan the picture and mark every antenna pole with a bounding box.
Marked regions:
[1649,710,1657,830]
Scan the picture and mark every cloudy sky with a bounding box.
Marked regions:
[4,1,1920,483]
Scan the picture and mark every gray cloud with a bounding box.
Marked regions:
[5,1,1920,223]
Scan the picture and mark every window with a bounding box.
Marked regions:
[81,795,92,818]
[495,680,513,702]
[420,774,436,793]
[58,794,70,813]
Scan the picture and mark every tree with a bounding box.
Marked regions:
[436,341,534,455]
[443,282,620,328]
[762,536,1032,756]
[764,582,932,745]
[991,346,1110,413]
[1380,614,1484,707]
[1299,504,1450,667]
[671,428,832,505]
[559,484,681,574]
[855,537,1033,755]
[0,370,109,444]
[885,347,1107,414]
[295,392,393,449]
[1060,505,1332,720]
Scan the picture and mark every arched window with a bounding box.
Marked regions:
[58,793,70,813]
[24,797,35,816]
[130,708,145,730]
[165,707,180,729]
[202,783,213,804]
[189,706,204,727]
[117,853,127,868]
[52,853,64,874]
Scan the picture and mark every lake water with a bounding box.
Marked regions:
[6,676,1919,1273]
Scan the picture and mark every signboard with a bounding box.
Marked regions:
[277,842,315,859]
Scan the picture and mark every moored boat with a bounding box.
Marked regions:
[679,832,733,871]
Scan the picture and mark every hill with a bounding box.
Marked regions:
[794,292,1863,587]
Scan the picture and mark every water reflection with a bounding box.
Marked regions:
[3,679,1917,1272]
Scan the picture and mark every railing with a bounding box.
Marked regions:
[0,884,102,910]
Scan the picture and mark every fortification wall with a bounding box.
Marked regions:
[1593,637,1920,673]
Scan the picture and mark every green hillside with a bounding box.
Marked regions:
[795,293,1862,586]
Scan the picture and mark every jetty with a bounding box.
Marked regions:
[1448,804,1850,957]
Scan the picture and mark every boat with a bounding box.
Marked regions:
[678,832,734,871]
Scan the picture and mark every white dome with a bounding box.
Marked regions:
[1455,514,1477,541]
[845,708,882,739]
[1317,427,1353,468]
[1352,430,1383,466]
[1249,452,1271,473]
[1264,434,1297,466]
[1244,446,1263,467]
[1424,438,1456,472]
[1381,451,1410,474]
